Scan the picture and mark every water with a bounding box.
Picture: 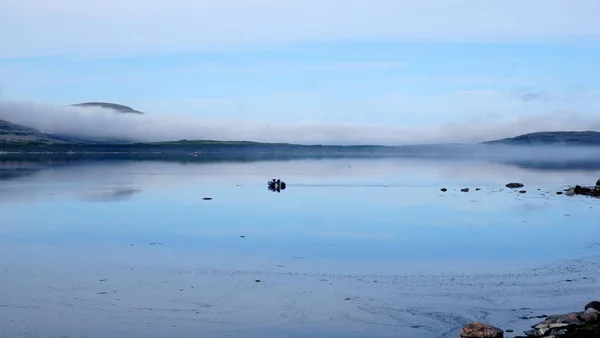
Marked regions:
[1,156,599,338]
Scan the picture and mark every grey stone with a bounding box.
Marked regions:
[580,307,600,323]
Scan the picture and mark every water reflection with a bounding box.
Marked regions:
[80,187,141,203]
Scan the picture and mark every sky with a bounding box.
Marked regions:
[0,0,599,144]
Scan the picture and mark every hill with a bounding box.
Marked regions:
[71,102,144,114]
[482,131,600,146]
[0,119,82,145]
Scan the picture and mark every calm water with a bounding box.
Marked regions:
[1,157,599,338]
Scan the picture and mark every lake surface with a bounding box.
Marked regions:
[1,156,599,338]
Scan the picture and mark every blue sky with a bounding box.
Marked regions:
[0,0,599,144]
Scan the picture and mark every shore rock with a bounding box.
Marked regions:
[461,322,503,338]
[506,183,524,188]
[566,185,600,198]
[580,308,600,324]
[585,301,600,312]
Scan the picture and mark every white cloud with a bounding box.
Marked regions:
[0,0,599,58]
[1,99,600,145]
[187,61,406,74]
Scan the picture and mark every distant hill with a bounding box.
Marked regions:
[483,131,600,146]
[0,119,82,144]
[71,102,144,114]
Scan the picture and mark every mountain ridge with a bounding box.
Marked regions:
[71,102,144,114]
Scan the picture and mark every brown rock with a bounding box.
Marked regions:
[460,322,503,338]
[585,300,600,312]
[534,313,585,327]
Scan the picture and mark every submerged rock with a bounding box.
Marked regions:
[506,182,524,188]
[460,322,503,338]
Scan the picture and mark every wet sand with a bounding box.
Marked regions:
[1,243,599,338]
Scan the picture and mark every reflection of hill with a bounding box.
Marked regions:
[2,149,600,181]
[0,160,60,181]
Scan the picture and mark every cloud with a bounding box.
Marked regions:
[187,61,406,74]
[513,88,551,102]
[0,0,599,58]
[1,99,600,145]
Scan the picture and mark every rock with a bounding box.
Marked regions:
[533,313,585,328]
[476,188,481,191]
[519,190,527,194]
[460,322,503,338]
[461,188,470,192]
[203,197,213,200]
[506,182,524,188]
[567,185,600,198]
[596,179,600,187]
[580,308,599,324]
[556,191,563,195]
[585,301,600,312]
[441,188,448,192]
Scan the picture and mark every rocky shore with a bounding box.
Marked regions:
[443,179,600,199]
[460,301,600,338]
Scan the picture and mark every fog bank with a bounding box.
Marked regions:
[1,100,600,145]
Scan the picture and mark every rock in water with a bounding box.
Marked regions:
[505,182,524,188]
[460,322,503,338]
[566,188,575,196]
[519,190,527,194]
[461,188,469,192]
[441,188,447,192]
[585,301,600,312]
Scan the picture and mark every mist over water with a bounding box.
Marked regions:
[2,99,600,146]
